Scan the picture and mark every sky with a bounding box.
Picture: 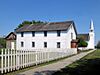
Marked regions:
[0,0,100,44]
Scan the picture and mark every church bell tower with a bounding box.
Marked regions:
[88,20,95,49]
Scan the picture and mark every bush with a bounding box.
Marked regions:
[78,39,88,47]
[0,38,6,48]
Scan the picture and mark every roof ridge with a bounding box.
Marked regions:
[49,20,73,23]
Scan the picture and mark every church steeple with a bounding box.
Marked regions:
[90,19,94,32]
[87,19,95,49]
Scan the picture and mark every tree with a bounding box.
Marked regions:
[0,38,6,48]
[17,21,32,28]
[96,41,100,49]
[17,20,46,28]
[78,38,88,47]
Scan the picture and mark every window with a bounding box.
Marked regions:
[32,42,35,47]
[44,42,47,48]
[32,31,35,37]
[21,32,24,37]
[57,30,61,36]
[21,42,24,47]
[57,42,60,48]
[71,33,73,39]
[44,31,47,37]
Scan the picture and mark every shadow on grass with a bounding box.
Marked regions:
[53,58,100,75]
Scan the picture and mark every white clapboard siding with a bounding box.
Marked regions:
[0,48,77,74]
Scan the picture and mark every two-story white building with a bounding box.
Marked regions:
[15,21,77,50]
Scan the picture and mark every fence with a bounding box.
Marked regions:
[0,48,77,74]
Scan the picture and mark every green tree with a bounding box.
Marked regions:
[0,38,6,48]
[17,20,46,28]
[96,41,100,49]
[78,38,88,47]
[17,21,32,28]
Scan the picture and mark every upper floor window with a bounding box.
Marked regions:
[57,30,61,37]
[44,31,47,37]
[21,32,24,37]
[57,42,60,48]
[32,42,35,47]
[71,33,73,39]
[21,41,24,47]
[32,31,35,37]
[44,42,47,48]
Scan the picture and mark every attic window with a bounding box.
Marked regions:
[71,33,73,39]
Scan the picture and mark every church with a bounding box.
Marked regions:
[77,20,95,50]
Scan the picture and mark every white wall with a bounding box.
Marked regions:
[87,32,95,49]
[16,25,76,50]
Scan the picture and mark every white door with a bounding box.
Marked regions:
[11,42,15,49]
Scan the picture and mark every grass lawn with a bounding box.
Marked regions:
[53,50,100,75]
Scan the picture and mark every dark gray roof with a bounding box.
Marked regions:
[5,32,16,40]
[15,21,77,34]
[77,34,89,41]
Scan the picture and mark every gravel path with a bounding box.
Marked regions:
[17,50,94,75]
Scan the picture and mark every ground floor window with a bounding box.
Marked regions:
[57,42,60,48]
[32,42,35,47]
[21,41,24,47]
[44,42,47,48]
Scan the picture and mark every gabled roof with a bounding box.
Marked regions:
[77,34,89,41]
[5,32,16,40]
[15,21,77,34]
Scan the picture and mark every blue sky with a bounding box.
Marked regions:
[0,0,100,44]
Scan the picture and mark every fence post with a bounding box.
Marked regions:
[20,50,22,68]
[13,49,15,70]
[8,49,10,72]
[1,49,3,73]
[25,50,26,67]
[4,49,7,73]
[23,50,24,68]
[11,49,12,71]
[28,51,31,66]
[16,50,19,70]
[35,51,38,65]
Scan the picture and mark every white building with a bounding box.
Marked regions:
[77,20,95,50]
[15,21,77,50]
[5,32,16,49]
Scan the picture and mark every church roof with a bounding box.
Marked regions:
[77,34,89,41]
[15,21,77,34]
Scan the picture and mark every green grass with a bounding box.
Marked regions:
[53,50,100,75]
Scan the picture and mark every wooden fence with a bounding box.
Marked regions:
[0,48,77,74]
